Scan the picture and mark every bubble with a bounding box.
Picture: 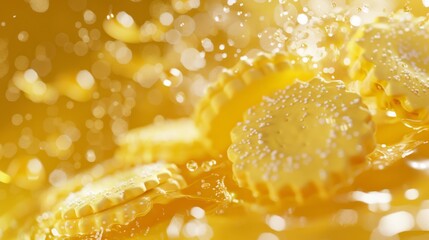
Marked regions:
[186,160,198,172]
[201,159,216,172]
[201,182,210,189]
[259,27,286,52]
[175,92,185,103]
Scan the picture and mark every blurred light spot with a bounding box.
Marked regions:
[417,209,429,230]
[386,110,397,118]
[49,169,67,187]
[160,12,174,26]
[17,31,29,42]
[76,70,95,89]
[267,215,286,231]
[56,135,72,150]
[334,209,358,226]
[167,215,184,238]
[297,14,308,25]
[0,171,11,184]
[28,0,49,13]
[407,160,429,170]
[115,46,132,64]
[350,15,362,27]
[134,64,161,88]
[405,188,419,200]
[24,69,38,83]
[175,15,196,36]
[181,48,206,71]
[352,190,392,205]
[201,38,214,52]
[183,219,212,238]
[86,149,96,162]
[378,211,414,236]
[190,206,205,219]
[83,9,96,24]
[27,158,43,174]
[116,11,134,28]
[227,0,236,5]
[11,114,23,126]
[258,232,279,240]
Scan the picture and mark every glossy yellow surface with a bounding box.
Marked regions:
[1,1,429,240]
[228,78,375,203]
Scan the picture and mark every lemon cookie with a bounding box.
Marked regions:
[115,118,208,165]
[40,158,124,212]
[228,78,375,203]
[36,163,186,237]
[347,13,429,123]
[194,52,315,155]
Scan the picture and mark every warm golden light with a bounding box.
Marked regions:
[1,0,429,239]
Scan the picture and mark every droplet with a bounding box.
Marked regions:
[201,160,215,172]
[186,160,198,172]
[201,182,211,189]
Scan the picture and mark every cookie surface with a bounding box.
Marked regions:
[116,118,208,165]
[37,163,186,237]
[347,13,429,123]
[194,52,315,155]
[228,78,375,203]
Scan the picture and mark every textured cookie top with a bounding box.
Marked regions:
[355,13,429,112]
[194,52,315,155]
[228,78,375,202]
[54,163,181,219]
[116,118,207,164]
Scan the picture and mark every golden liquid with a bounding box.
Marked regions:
[1,0,429,239]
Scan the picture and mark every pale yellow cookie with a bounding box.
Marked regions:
[347,13,429,123]
[115,118,208,165]
[194,52,315,156]
[37,163,186,237]
[228,78,375,203]
[40,159,124,212]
